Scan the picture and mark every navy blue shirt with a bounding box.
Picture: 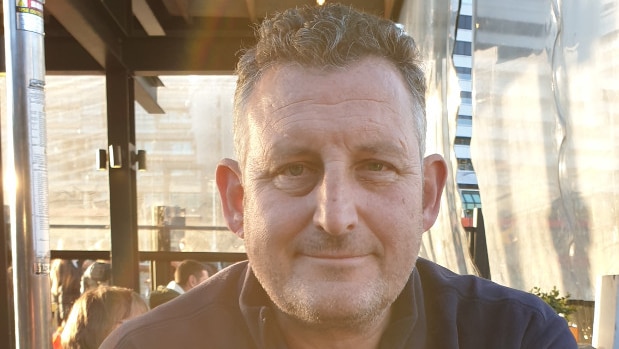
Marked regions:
[100,258,577,348]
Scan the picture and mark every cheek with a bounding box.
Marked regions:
[368,188,424,252]
[372,184,423,221]
[243,189,310,250]
[376,212,422,271]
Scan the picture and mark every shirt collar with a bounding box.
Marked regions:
[238,263,427,349]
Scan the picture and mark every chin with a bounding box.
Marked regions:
[277,279,391,329]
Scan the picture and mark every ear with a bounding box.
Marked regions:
[216,158,245,238]
[422,154,448,231]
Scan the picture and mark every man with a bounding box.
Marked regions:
[149,259,209,308]
[166,259,210,295]
[101,4,576,348]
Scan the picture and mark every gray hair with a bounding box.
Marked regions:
[234,3,427,164]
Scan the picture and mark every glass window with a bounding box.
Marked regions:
[457,158,475,171]
[135,75,243,253]
[460,190,482,210]
[455,136,471,145]
[0,76,112,251]
[457,15,473,30]
[1,75,243,253]
[454,41,472,55]
[455,66,472,75]
[457,116,472,126]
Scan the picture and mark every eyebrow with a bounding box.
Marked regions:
[265,144,315,162]
[354,142,410,157]
[266,140,412,160]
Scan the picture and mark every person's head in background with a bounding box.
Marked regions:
[61,286,149,349]
[148,285,180,309]
[217,2,446,343]
[80,260,111,294]
[50,259,82,325]
[174,259,210,292]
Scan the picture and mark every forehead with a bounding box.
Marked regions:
[249,58,411,113]
[243,57,417,141]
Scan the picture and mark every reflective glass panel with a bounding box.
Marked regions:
[135,75,243,253]
[1,75,111,251]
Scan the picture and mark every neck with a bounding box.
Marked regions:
[276,307,392,349]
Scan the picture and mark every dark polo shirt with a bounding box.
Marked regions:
[100,258,576,349]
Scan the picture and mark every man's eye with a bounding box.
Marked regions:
[286,164,305,176]
[273,163,318,195]
[366,162,384,171]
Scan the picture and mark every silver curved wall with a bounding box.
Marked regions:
[402,0,619,302]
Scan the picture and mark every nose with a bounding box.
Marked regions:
[313,168,358,235]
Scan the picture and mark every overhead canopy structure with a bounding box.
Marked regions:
[0,0,403,113]
[2,0,403,73]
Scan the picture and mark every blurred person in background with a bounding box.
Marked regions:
[149,259,210,308]
[60,286,148,349]
[80,260,111,294]
[50,259,83,348]
[166,259,210,295]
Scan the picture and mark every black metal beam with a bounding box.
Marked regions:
[0,36,103,74]
[123,36,255,75]
[45,0,163,112]
[45,37,103,74]
[106,55,140,291]
[139,251,247,263]
[50,250,247,263]
[45,0,123,68]
[50,250,111,261]
[0,34,250,74]
[100,0,133,36]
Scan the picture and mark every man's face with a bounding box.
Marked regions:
[196,270,209,285]
[220,57,445,329]
[187,270,209,291]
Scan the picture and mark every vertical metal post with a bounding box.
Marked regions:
[106,55,140,291]
[2,0,51,348]
[1,186,12,348]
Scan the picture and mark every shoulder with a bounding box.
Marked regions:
[100,261,251,349]
[417,257,550,312]
[148,285,181,308]
[416,258,577,348]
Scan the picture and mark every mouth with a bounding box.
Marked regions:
[298,253,372,266]
[302,253,366,259]
[295,236,377,265]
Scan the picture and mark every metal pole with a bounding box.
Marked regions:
[3,0,51,348]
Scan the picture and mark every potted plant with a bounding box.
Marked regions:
[530,286,577,340]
